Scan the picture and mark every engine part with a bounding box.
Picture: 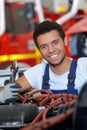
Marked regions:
[0,103,39,129]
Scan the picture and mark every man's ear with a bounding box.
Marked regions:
[64,36,68,46]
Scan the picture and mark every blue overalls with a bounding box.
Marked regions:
[42,60,78,95]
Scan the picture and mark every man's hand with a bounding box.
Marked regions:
[0,83,21,103]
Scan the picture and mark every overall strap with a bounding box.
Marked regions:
[42,60,78,95]
[67,60,77,94]
[42,64,50,90]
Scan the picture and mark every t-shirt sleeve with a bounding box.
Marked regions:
[78,57,87,74]
[23,63,46,89]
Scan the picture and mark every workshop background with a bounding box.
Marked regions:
[0,0,87,69]
[0,1,87,130]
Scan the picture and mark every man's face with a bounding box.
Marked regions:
[37,30,66,66]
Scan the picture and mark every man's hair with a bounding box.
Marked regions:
[33,20,65,48]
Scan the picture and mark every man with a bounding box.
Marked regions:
[0,20,87,103]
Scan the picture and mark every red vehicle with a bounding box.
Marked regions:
[65,17,87,59]
[0,0,45,68]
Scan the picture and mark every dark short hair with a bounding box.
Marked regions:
[33,20,65,48]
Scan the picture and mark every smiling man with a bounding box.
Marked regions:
[16,20,87,95]
[0,20,87,103]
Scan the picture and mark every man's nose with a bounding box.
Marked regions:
[48,45,54,52]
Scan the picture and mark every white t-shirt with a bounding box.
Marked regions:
[24,57,87,94]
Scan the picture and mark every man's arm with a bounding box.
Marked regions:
[16,75,34,93]
[0,87,4,91]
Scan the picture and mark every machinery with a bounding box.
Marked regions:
[0,60,39,130]
[65,17,87,59]
[0,60,77,130]
[0,0,87,130]
[55,0,87,59]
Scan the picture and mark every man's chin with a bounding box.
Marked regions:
[48,62,60,67]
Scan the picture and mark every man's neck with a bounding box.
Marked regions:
[49,57,72,75]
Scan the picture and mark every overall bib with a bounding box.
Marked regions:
[42,60,78,95]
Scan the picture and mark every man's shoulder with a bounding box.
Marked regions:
[77,57,87,63]
[76,57,87,69]
[27,60,48,73]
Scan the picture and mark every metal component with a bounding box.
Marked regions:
[56,0,80,25]
[10,60,19,83]
[0,103,39,128]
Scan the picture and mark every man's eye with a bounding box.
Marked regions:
[40,45,46,49]
[53,40,58,44]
